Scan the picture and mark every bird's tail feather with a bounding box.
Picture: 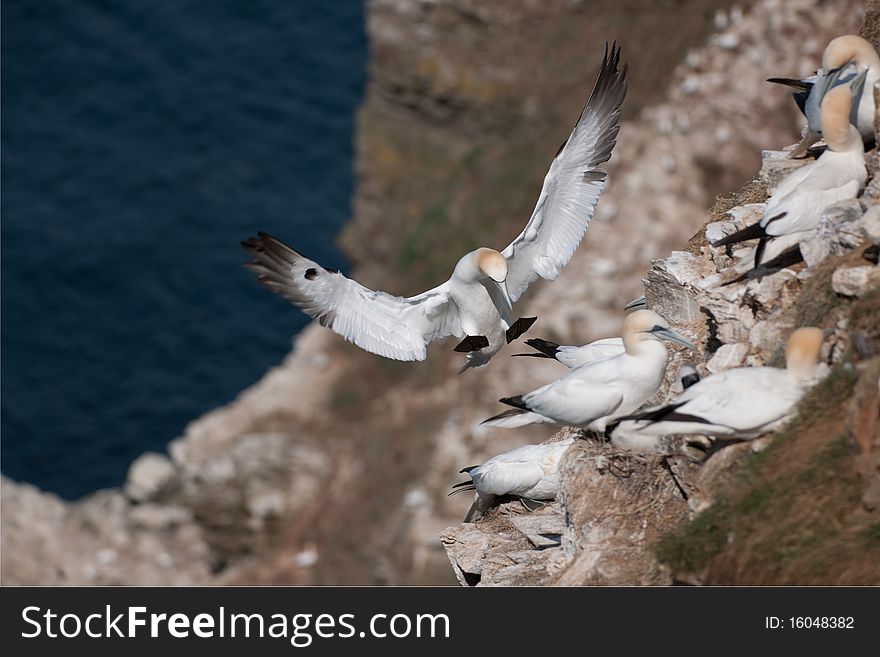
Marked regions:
[711,221,765,248]
[481,409,548,429]
[766,77,812,92]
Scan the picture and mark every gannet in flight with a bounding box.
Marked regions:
[769,35,879,156]
[449,438,574,522]
[242,45,628,371]
[482,310,694,432]
[613,327,825,440]
[711,81,867,281]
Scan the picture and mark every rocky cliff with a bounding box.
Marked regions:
[2,0,873,585]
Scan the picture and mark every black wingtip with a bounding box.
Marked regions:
[710,221,766,248]
[721,244,804,287]
[499,395,528,410]
[481,407,527,425]
[522,338,560,359]
[766,77,812,92]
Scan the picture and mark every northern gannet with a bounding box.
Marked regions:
[769,35,879,156]
[613,327,825,440]
[711,81,867,280]
[242,45,628,371]
[482,310,694,432]
[449,437,574,522]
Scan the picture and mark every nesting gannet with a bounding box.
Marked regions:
[711,81,867,280]
[609,363,702,453]
[512,336,624,368]
[242,45,627,371]
[482,310,694,432]
[769,35,878,156]
[449,438,574,522]
[613,327,825,440]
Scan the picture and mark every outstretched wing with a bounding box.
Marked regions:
[242,232,459,361]
[502,43,628,303]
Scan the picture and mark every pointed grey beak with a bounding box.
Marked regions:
[653,326,695,350]
[492,279,513,324]
[624,295,647,311]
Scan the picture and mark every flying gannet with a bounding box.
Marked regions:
[242,45,628,371]
[711,80,867,281]
[612,327,825,440]
[449,437,574,522]
[769,34,879,157]
[482,310,694,432]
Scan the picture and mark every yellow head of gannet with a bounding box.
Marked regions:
[475,247,508,283]
[823,35,880,73]
[785,327,824,380]
[820,82,862,152]
[621,309,694,354]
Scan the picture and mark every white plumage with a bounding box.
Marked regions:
[513,336,624,369]
[482,310,694,433]
[243,45,628,370]
[612,327,825,441]
[770,34,879,156]
[450,438,574,522]
[712,80,867,273]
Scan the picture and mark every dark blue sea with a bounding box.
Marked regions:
[1,0,366,499]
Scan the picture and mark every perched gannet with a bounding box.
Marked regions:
[482,310,694,432]
[242,45,627,371]
[609,363,702,453]
[712,81,867,279]
[512,336,623,368]
[613,327,825,440]
[769,35,879,156]
[449,438,574,522]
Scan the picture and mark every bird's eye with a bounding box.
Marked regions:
[650,324,665,332]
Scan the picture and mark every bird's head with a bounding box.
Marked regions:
[475,248,508,283]
[822,34,880,73]
[622,310,695,354]
[784,327,824,380]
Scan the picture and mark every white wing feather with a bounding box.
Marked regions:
[243,233,459,361]
[502,43,628,302]
[629,368,803,435]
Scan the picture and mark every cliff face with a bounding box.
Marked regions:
[1,0,871,586]
[443,148,880,586]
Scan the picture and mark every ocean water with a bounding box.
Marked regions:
[1,0,366,499]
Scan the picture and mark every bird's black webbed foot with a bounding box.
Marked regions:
[506,316,538,344]
[454,335,490,353]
